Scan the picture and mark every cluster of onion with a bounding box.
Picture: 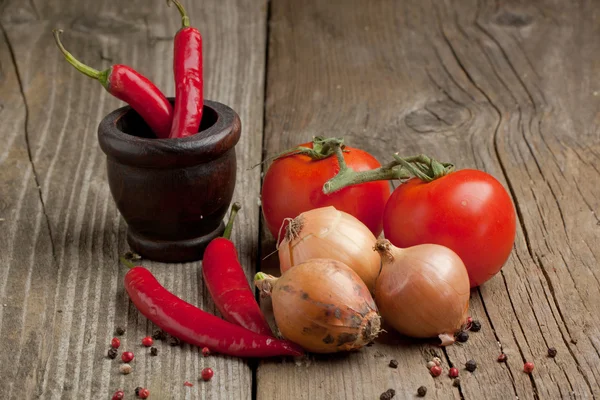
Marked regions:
[262,206,470,350]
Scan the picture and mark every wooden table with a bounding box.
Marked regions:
[1,0,599,398]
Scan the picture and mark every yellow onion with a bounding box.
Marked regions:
[255,258,381,353]
[278,206,380,292]
[374,239,470,346]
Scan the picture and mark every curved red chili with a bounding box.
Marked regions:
[167,0,203,138]
[121,260,303,358]
[53,29,173,138]
[203,203,273,336]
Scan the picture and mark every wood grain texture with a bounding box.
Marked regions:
[257,0,600,399]
[0,0,266,398]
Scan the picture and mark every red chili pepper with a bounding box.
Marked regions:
[52,29,173,138]
[167,0,203,138]
[202,203,273,336]
[120,258,303,358]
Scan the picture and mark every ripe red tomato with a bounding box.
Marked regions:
[383,169,516,287]
[261,142,391,239]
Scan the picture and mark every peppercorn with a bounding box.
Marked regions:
[465,359,477,372]
[432,357,442,366]
[466,316,473,325]
[201,367,214,381]
[417,386,427,397]
[119,364,132,374]
[430,365,442,377]
[426,361,436,369]
[470,320,482,332]
[380,389,396,400]
[456,331,469,343]
[139,388,150,399]
[523,362,534,374]
[115,327,125,335]
[202,347,210,357]
[453,378,461,387]
[121,351,134,363]
[152,330,167,341]
[135,387,143,396]
[112,390,125,400]
[142,336,153,347]
[111,337,121,349]
[547,347,557,358]
[497,353,507,363]
[150,347,158,356]
[448,367,459,378]
[389,359,399,369]
[107,348,118,359]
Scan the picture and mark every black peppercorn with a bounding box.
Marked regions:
[470,320,482,332]
[150,347,158,356]
[417,386,427,397]
[547,347,557,358]
[456,331,469,343]
[380,389,395,400]
[465,359,477,372]
[152,329,167,341]
[107,348,118,359]
[135,387,143,396]
[453,378,461,387]
[115,327,125,335]
[497,353,507,363]
[389,359,398,369]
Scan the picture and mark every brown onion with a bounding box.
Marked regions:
[374,239,470,346]
[278,206,380,292]
[255,258,381,353]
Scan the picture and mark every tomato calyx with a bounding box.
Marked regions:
[322,142,455,194]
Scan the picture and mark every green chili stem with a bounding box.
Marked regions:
[222,202,241,240]
[167,0,191,28]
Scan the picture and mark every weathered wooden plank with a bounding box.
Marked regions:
[258,0,600,399]
[0,0,266,398]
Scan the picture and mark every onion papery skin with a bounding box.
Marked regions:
[374,240,470,345]
[278,206,381,293]
[263,259,381,353]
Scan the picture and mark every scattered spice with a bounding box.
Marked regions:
[115,327,125,335]
[432,357,442,366]
[184,381,194,387]
[426,361,436,369]
[121,351,134,363]
[497,353,507,363]
[523,362,534,374]
[201,367,214,381]
[389,359,399,369]
[139,388,150,399]
[111,390,125,400]
[150,347,158,356]
[168,336,181,346]
[465,359,477,372]
[107,348,118,359]
[142,336,154,347]
[453,378,461,387]
[547,347,557,358]
[456,331,469,343]
[119,364,132,374]
[470,320,482,332]
[430,365,442,377]
[135,387,143,396]
[111,338,121,349]
[152,330,167,341]
[466,316,473,325]
[417,386,427,397]
[380,388,396,400]
[202,347,210,357]
[448,367,459,378]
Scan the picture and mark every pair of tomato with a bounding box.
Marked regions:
[261,142,516,288]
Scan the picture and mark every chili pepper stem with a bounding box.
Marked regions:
[254,272,278,297]
[222,202,241,240]
[166,0,191,28]
[52,29,111,88]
